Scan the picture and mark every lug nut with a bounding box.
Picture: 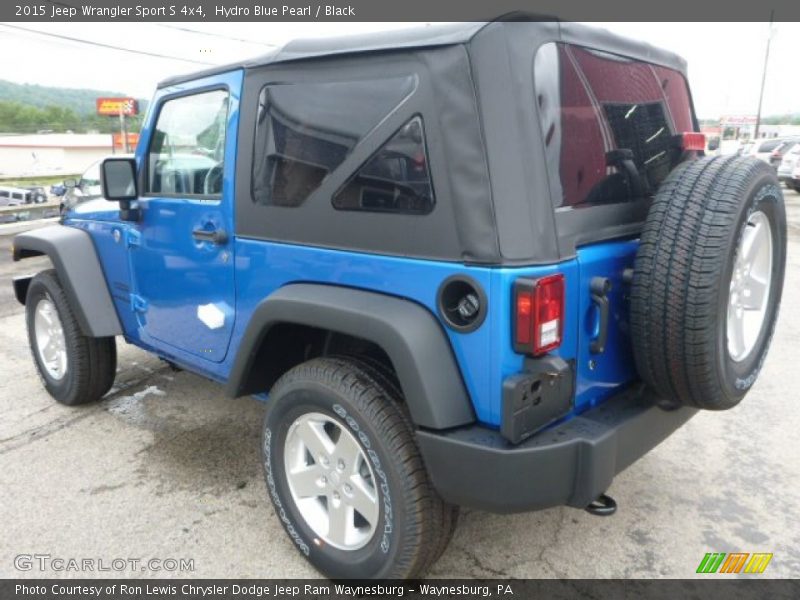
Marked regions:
[337,459,345,471]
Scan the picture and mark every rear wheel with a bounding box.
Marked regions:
[261,357,451,578]
[631,156,787,409]
[25,270,117,405]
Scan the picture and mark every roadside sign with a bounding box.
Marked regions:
[113,132,139,150]
[720,115,757,127]
[96,97,139,116]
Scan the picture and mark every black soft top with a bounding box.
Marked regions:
[159,20,696,265]
[157,21,688,89]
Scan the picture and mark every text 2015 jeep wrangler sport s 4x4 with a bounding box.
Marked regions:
[11,20,787,579]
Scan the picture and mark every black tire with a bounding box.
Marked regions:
[342,355,459,564]
[261,357,450,579]
[25,269,117,406]
[631,156,786,410]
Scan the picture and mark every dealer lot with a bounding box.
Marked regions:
[1,190,799,578]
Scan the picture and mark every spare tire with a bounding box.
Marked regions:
[631,156,786,410]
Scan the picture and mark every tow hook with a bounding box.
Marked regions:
[585,493,617,516]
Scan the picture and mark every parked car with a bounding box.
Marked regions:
[60,160,103,214]
[11,20,787,579]
[23,186,48,204]
[789,159,800,192]
[769,137,800,169]
[60,156,140,215]
[0,185,29,207]
[777,142,800,189]
[748,137,800,169]
[50,182,66,197]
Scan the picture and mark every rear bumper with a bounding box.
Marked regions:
[416,385,696,513]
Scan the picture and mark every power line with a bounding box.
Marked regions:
[155,24,280,47]
[0,24,215,66]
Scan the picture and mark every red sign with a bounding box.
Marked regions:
[97,97,139,117]
[113,132,139,150]
[720,115,757,127]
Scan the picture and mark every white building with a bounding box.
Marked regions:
[0,133,117,177]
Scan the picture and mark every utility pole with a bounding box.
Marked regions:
[119,109,129,154]
[754,12,774,140]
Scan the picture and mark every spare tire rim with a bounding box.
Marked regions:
[283,412,379,551]
[34,297,68,380]
[727,211,773,362]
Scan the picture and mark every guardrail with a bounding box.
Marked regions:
[0,200,61,222]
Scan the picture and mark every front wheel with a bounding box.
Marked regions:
[25,270,117,405]
[261,357,452,579]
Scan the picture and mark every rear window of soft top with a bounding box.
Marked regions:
[535,43,695,208]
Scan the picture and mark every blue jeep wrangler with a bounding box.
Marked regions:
[11,20,787,579]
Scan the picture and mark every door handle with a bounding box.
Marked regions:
[192,228,228,245]
[590,276,612,354]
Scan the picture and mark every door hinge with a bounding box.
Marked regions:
[130,293,148,313]
[125,229,142,248]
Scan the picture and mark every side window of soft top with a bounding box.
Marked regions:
[250,76,432,214]
[332,117,434,215]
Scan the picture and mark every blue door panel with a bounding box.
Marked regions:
[126,70,243,364]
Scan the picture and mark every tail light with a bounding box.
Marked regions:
[513,274,565,356]
[681,132,706,151]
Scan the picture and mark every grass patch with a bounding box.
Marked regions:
[0,174,79,187]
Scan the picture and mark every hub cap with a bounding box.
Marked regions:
[34,297,67,380]
[727,211,773,362]
[283,412,379,551]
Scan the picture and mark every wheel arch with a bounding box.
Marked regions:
[225,283,476,430]
[12,225,122,337]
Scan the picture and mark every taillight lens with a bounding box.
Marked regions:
[513,274,565,356]
[681,132,706,151]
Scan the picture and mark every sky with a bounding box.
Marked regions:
[0,21,798,119]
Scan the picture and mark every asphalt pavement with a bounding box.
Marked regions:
[1,192,799,578]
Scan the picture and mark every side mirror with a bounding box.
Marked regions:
[101,158,139,222]
[63,179,77,188]
[101,158,137,200]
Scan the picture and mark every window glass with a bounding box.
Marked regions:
[757,140,782,153]
[80,161,101,187]
[147,89,228,197]
[535,43,695,207]
[252,76,416,207]
[332,117,434,214]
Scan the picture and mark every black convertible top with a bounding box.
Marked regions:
[157,18,696,264]
[158,20,688,89]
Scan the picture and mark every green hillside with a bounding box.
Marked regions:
[0,80,147,134]
[0,79,147,116]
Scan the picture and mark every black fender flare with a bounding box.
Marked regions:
[12,225,122,337]
[225,283,476,430]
